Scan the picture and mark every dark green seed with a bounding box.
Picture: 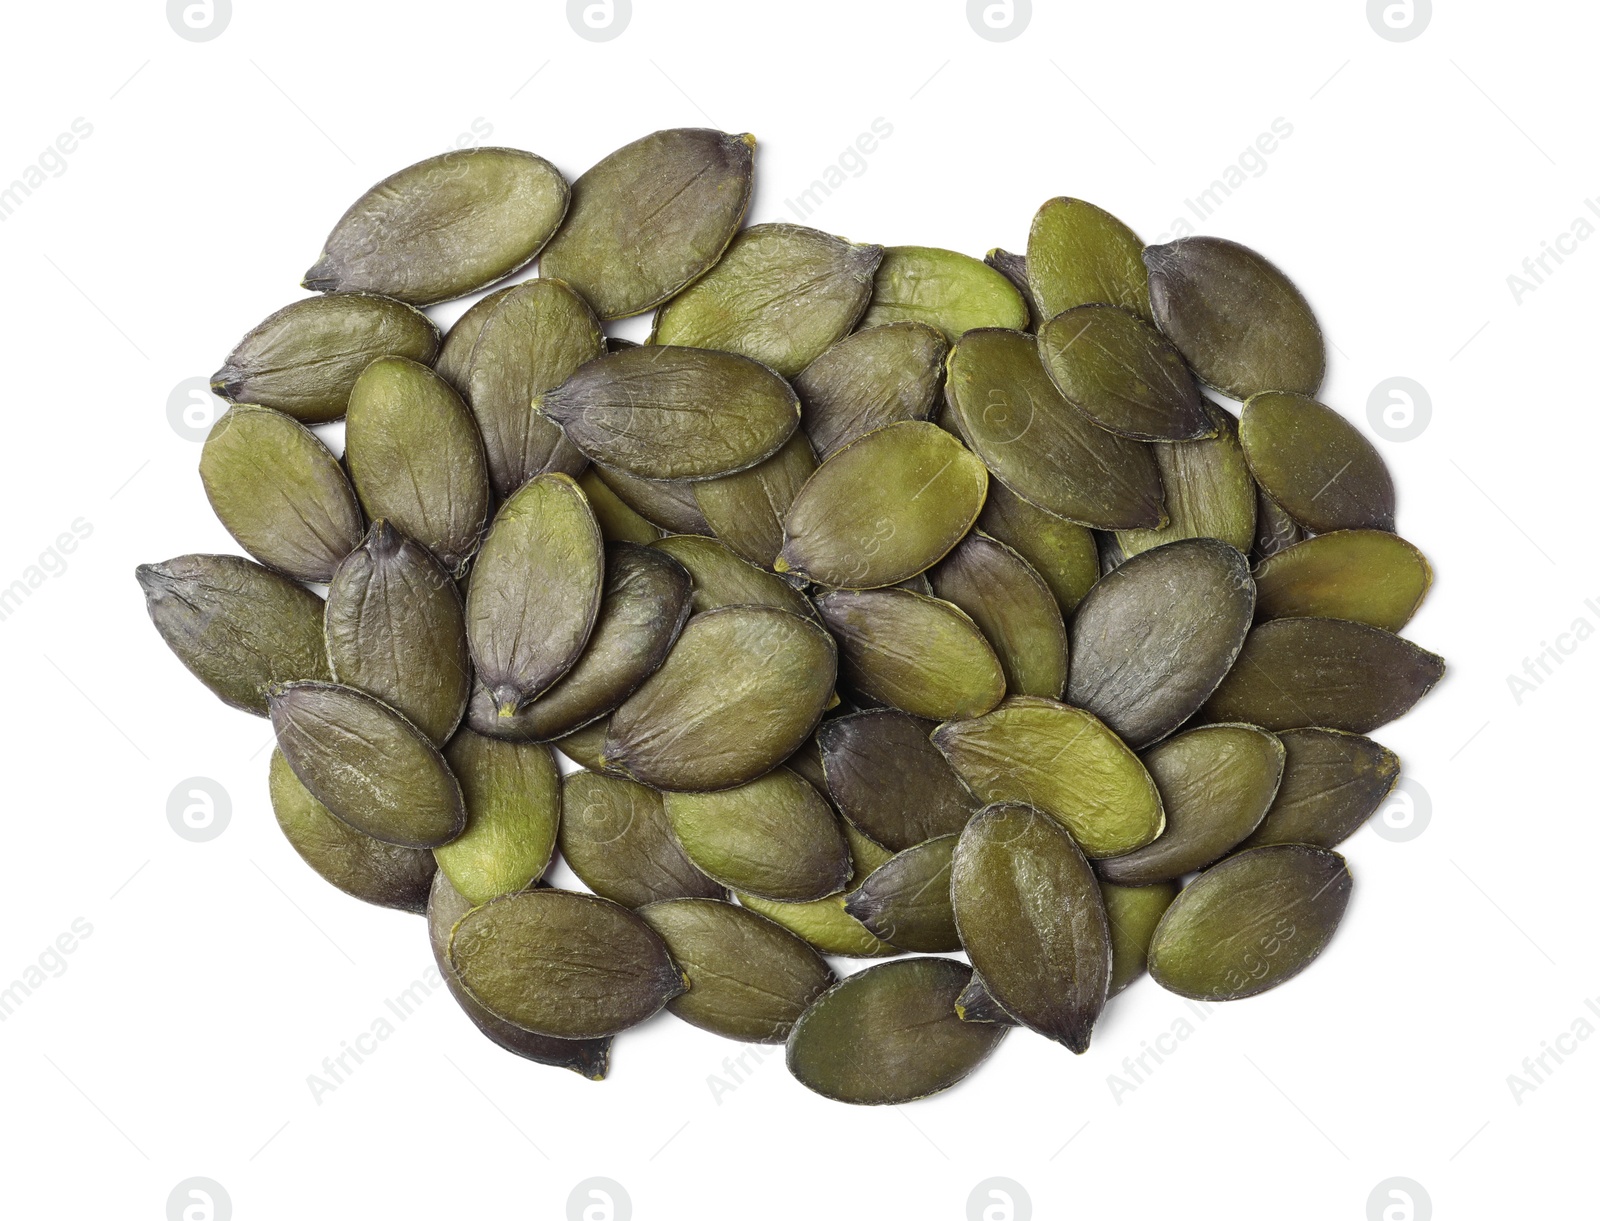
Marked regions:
[1240,729,1401,850]
[983,248,1043,327]
[952,973,1014,1024]
[1253,530,1431,631]
[1241,392,1396,533]
[843,834,960,952]
[578,470,664,545]
[818,708,981,851]
[737,822,900,959]
[975,480,1101,614]
[651,533,816,619]
[1103,880,1180,996]
[929,532,1069,699]
[693,432,817,568]
[559,770,725,908]
[1027,197,1151,321]
[1252,487,1305,562]
[794,322,949,460]
[860,246,1029,342]
[593,463,713,535]
[1115,399,1256,559]
[433,731,561,904]
[434,286,515,396]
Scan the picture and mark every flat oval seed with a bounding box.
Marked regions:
[449,889,687,1038]
[325,522,469,745]
[603,606,838,791]
[984,249,1044,327]
[1027,197,1152,321]
[345,357,491,575]
[651,223,883,375]
[464,279,602,497]
[794,322,949,460]
[952,803,1112,1052]
[1147,844,1352,1001]
[1241,392,1396,533]
[466,473,605,715]
[536,346,799,480]
[860,246,1029,342]
[304,147,569,306]
[932,697,1164,858]
[136,555,331,715]
[693,432,817,568]
[1253,530,1430,632]
[199,405,363,584]
[1202,617,1445,733]
[818,709,981,851]
[1144,237,1325,400]
[664,768,852,902]
[1103,880,1180,996]
[212,293,440,424]
[737,823,900,959]
[1068,538,1256,748]
[1115,399,1256,559]
[929,532,1069,699]
[269,749,435,913]
[433,731,561,904]
[785,958,1006,1104]
[843,835,960,952]
[639,899,836,1042]
[594,463,712,534]
[268,681,465,848]
[1039,305,1211,441]
[777,422,988,588]
[1098,725,1285,885]
[815,589,1005,722]
[578,470,662,544]
[540,128,755,319]
[650,534,815,618]
[559,770,725,907]
[434,286,514,395]
[976,480,1101,614]
[946,328,1165,529]
[1241,728,1401,849]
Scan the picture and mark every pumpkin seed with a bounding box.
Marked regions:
[817,708,981,851]
[1147,844,1352,1001]
[1098,725,1285,885]
[466,472,604,715]
[663,768,851,902]
[434,286,515,396]
[929,532,1069,699]
[983,248,1043,327]
[1241,392,1396,533]
[1068,538,1256,747]
[785,957,1006,1104]
[1253,486,1305,562]
[541,128,755,319]
[199,405,363,584]
[1202,617,1445,732]
[651,223,882,375]
[932,697,1164,857]
[843,834,960,952]
[304,147,569,305]
[559,770,725,907]
[694,432,817,568]
[639,898,836,1042]
[975,480,1101,614]
[1253,530,1432,631]
[1103,879,1180,996]
[793,322,948,460]
[1027,197,1151,321]
[776,422,988,588]
[553,720,610,770]
[736,822,899,958]
[603,606,837,791]
[449,888,688,1038]
[268,681,465,848]
[951,803,1112,1052]
[952,974,1013,1024]
[433,731,561,904]
[578,470,662,545]
[593,462,713,534]
[815,588,1005,721]
[860,246,1029,341]
[535,346,799,480]
[945,327,1165,529]
[1241,728,1402,849]
[212,293,440,425]
[1115,399,1256,559]
[651,533,815,618]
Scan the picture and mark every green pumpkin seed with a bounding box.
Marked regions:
[983,248,1042,327]
[1241,392,1396,533]
[559,770,725,907]
[541,128,755,319]
[817,709,981,850]
[1147,844,1352,1001]
[466,472,604,715]
[794,322,949,460]
[1241,728,1401,849]
[593,463,712,534]
[929,532,1069,699]
[345,357,491,575]
[463,279,602,497]
[952,974,1013,1024]
[639,898,836,1042]
[784,732,831,796]
[975,480,1101,614]
[651,223,882,375]
[1067,538,1256,747]
[1253,487,1305,562]
[535,346,799,480]
[269,749,436,913]
[843,834,959,952]
[136,555,331,715]
[932,697,1164,857]
[268,681,465,848]
[552,720,610,770]
[860,246,1029,342]
[664,768,851,901]
[577,470,662,545]
[304,147,569,306]
[1144,237,1324,400]
[776,422,988,588]
[1115,399,1256,559]
[1039,305,1211,441]
[433,731,561,904]
[1103,879,1180,996]
[945,327,1165,529]
[212,293,440,424]
[785,957,1006,1104]
[603,606,838,791]
[951,803,1111,1052]
[449,888,688,1038]
[1253,530,1431,631]
[651,533,815,618]
[815,589,1005,721]
[1202,617,1445,732]
[434,286,515,396]
[199,405,363,584]
[1097,725,1285,886]
[1027,197,1151,321]
[427,870,611,1079]
[325,522,469,745]
[693,432,817,568]
[737,822,899,959]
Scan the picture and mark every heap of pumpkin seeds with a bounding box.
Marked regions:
[138,129,1444,1105]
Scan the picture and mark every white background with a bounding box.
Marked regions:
[0,2,1591,1218]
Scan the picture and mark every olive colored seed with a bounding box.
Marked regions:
[433,731,562,905]
[1240,728,1401,850]
[559,770,725,908]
